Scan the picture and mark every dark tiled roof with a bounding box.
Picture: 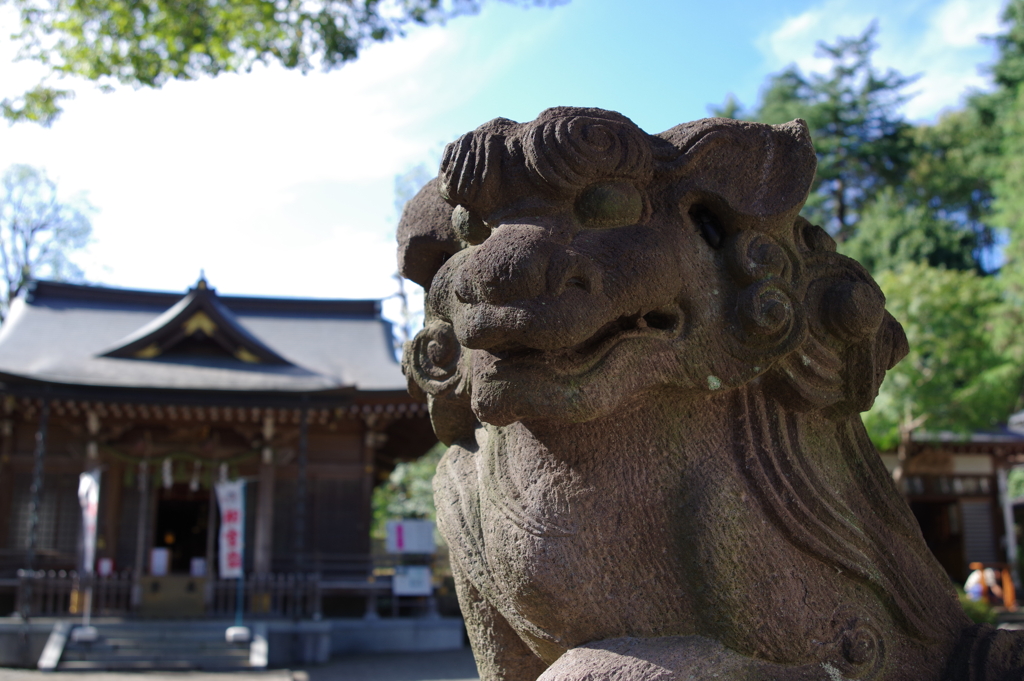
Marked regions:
[911,427,1024,444]
[0,280,406,394]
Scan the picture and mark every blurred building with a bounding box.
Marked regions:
[0,278,435,620]
[882,416,1024,585]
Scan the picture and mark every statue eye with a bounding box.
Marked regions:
[451,205,491,245]
[574,181,643,229]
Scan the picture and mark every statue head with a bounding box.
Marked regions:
[399,107,908,442]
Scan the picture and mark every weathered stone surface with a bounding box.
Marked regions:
[398,107,1011,680]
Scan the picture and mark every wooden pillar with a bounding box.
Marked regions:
[253,414,275,575]
[26,400,49,572]
[204,479,217,609]
[998,465,1019,584]
[131,459,149,606]
[0,397,16,550]
[103,461,123,565]
[360,413,387,554]
[86,410,123,564]
[294,408,309,572]
[362,419,375,552]
[86,411,100,465]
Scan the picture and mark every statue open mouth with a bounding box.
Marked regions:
[485,304,684,373]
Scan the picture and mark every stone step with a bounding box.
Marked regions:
[58,659,257,671]
[54,623,260,671]
[66,638,249,650]
[66,628,239,637]
[61,647,250,659]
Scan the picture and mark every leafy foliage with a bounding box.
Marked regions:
[862,263,1021,451]
[0,165,93,321]
[1009,467,1024,501]
[989,0,1024,95]
[716,24,990,273]
[0,85,75,126]
[749,24,917,242]
[904,108,999,270]
[958,588,998,625]
[3,0,562,126]
[711,16,1024,448]
[840,189,979,273]
[371,441,445,538]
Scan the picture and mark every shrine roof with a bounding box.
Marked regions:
[0,280,408,395]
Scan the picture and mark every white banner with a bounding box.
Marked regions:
[215,480,245,578]
[385,520,436,554]
[78,470,100,575]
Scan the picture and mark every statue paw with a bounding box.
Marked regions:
[538,636,853,681]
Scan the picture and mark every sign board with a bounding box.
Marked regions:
[215,480,246,578]
[393,565,433,596]
[385,520,435,554]
[150,547,169,576]
[77,470,100,575]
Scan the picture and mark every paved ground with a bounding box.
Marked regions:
[0,649,480,681]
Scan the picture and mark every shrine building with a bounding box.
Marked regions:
[0,278,434,620]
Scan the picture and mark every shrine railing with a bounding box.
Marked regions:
[208,572,321,619]
[3,570,134,617]
[0,566,410,619]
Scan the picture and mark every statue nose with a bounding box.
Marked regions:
[454,226,550,304]
[453,224,598,305]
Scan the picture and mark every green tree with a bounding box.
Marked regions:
[713,24,992,272]
[840,188,980,274]
[0,165,93,321]
[862,262,1021,452]
[750,24,917,242]
[371,441,445,539]
[3,0,563,126]
[1009,467,1024,500]
[902,110,998,272]
[988,0,1024,100]
[969,0,1024,402]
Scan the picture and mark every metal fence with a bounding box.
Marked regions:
[0,552,442,619]
[209,572,321,619]
[271,552,414,578]
[0,567,393,619]
[7,570,134,617]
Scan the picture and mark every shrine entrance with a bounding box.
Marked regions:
[154,484,211,575]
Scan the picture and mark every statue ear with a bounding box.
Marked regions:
[397,178,463,289]
[401,319,478,445]
[768,219,910,415]
[658,118,816,222]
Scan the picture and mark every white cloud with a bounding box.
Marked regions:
[757,0,1005,122]
[0,5,543,305]
[758,0,876,75]
[932,0,1003,47]
[0,0,567,355]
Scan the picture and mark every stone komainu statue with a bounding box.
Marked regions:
[397,107,1024,680]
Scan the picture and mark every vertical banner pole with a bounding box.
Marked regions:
[78,470,100,627]
[74,470,101,642]
[235,483,245,626]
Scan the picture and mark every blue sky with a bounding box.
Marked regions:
[0,0,1007,327]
